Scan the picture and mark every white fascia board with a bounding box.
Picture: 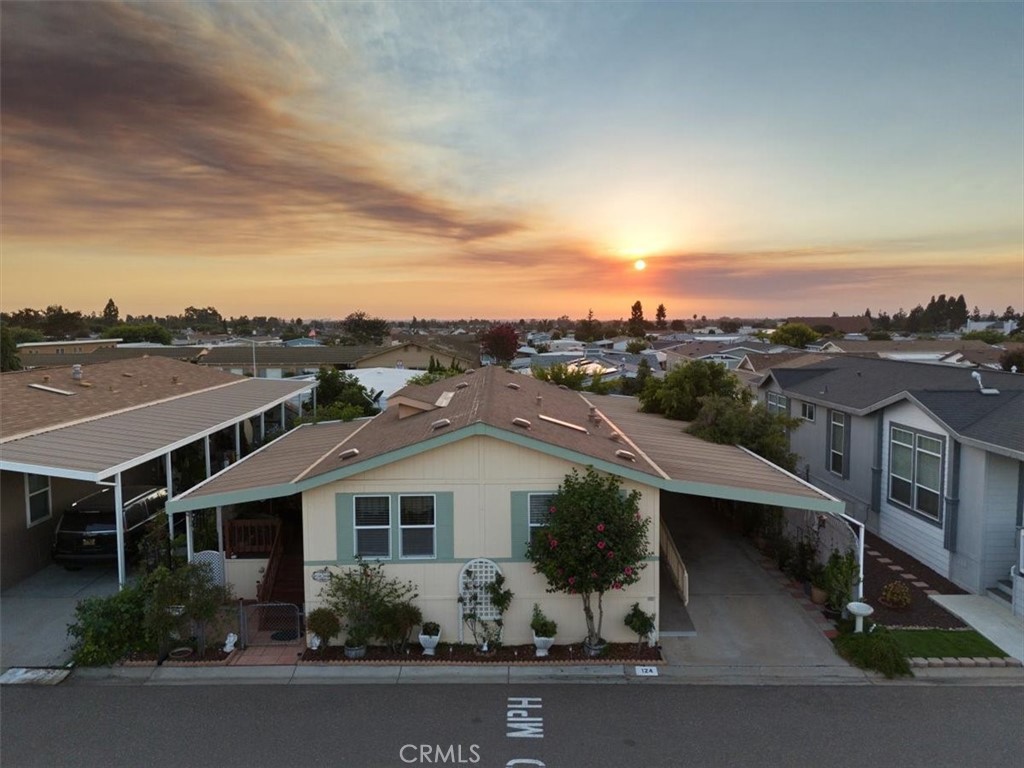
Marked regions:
[0,460,100,482]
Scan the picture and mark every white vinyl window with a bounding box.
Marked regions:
[354,496,391,558]
[528,493,555,544]
[889,426,943,521]
[26,474,51,527]
[829,411,846,476]
[399,495,435,559]
[800,402,816,422]
[766,392,789,415]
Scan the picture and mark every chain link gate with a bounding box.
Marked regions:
[238,601,303,647]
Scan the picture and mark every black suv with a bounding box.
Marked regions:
[52,485,168,566]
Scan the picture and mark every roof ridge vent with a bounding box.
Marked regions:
[506,382,521,390]
[456,382,469,389]
[512,417,531,429]
[339,448,360,460]
[615,449,636,462]
[431,418,451,430]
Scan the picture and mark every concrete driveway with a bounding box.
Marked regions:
[658,499,855,677]
[1,564,118,670]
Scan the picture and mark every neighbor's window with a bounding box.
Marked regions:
[399,495,435,558]
[528,493,555,544]
[889,426,943,521]
[26,474,51,527]
[829,411,846,476]
[800,402,816,422]
[766,392,789,415]
[354,495,391,558]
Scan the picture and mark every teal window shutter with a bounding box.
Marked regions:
[335,493,356,565]
[435,492,454,560]
[509,492,530,561]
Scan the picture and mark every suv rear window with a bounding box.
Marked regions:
[58,512,116,534]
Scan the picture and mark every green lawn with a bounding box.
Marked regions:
[888,629,1006,658]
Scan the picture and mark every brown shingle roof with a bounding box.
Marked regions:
[174,366,838,512]
[303,366,664,481]
[1,357,240,440]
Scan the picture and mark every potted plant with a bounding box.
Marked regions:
[530,604,557,657]
[344,625,369,659]
[306,607,341,651]
[419,621,441,656]
[624,602,656,654]
[824,548,859,619]
[809,564,828,605]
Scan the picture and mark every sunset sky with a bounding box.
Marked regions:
[2,1,1022,322]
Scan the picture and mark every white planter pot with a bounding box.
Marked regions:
[419,632,441,656]
[308,633,321,651]
[533,633,555,658]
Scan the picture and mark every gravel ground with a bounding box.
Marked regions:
[861,531,968,629]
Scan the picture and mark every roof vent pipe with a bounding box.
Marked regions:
[971,370,1000,395]
[535,395,542,406]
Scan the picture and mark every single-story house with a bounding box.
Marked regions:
[168,367,843,644]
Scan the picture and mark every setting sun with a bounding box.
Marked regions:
[634,259,646,271]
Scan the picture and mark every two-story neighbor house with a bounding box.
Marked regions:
[168,366,842,644]
[760,357,1024,608]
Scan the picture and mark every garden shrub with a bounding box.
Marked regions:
[67,583,154,666]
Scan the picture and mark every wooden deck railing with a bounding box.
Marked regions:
[224,518,281,559]
[660,521,689,606]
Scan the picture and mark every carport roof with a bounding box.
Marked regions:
[0,364,314,481]
[169,369,841,515]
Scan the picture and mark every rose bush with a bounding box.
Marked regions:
[525,467,651,648]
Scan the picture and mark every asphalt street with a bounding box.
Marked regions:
[2,683,1022,768]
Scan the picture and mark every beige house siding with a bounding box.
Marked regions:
[300,435,660,644]
[0,471,103,588]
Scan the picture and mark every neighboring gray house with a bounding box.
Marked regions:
[759,357,1024,610]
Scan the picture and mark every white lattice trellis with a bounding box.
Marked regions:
[191,550,225,586]
[457,558,503,643]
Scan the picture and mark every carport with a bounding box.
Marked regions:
[1,366,315,590]
[590,395,865,629]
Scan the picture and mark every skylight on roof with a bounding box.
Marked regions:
[28,383,76,396]
[538,414,589,434]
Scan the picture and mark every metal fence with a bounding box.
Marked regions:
[239,601,303,647]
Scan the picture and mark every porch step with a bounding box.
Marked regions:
[994,578,1013,597]
[986,584,1012,606]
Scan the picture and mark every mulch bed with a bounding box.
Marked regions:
[301,642,662,665]
[121,647,234,665]
[861,531,968,630]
